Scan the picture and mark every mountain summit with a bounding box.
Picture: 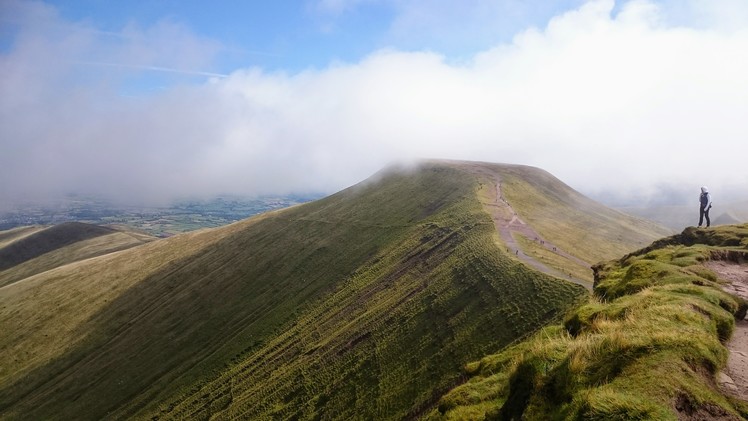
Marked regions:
[0,161,671,420]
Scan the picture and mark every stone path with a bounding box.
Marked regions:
[708,260,748,403]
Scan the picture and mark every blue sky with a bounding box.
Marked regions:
[1,0,748,208]
[3,0,593,95]
[43,0,586,73]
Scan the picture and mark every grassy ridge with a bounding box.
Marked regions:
[0,161,672,421]
[147,166,587,420]
[0,225,155,288]
[0,224,235,419]
[496,165,672,263]
[433,224,748,420]
[0,163,585,421]
[0,222,120,271]
[0,226,46,249]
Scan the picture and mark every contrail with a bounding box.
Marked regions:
[72,60,229,78]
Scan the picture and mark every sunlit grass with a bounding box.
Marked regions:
[498,166,672,264]
[0,163,588,421]
[435,223,748,420]
[515,234,593,284]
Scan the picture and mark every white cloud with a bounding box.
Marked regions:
[2,0,747,207]
[313,0,377,15]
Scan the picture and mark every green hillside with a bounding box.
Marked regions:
[0,223,155,288]
[433,224,748,420]
[0,222,121,270]
[461,161,671,287]
[492,163,672,262]
[0,161,669,420]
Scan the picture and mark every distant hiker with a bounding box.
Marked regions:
[698,186,712,228]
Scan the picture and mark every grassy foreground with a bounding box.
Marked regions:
[432,224,748,420]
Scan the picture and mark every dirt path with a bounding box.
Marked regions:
[707,260,748,403]
[460,163,592,290]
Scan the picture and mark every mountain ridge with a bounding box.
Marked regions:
[0,222,155,288]
[0,160,673,420]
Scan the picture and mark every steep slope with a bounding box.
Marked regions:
[0,222,118,270]
[0,226,46,249]
[0,222,155,288]
[477,162,672,261]
[433,224,748,420]
[0,161,667,421]
[453,161,671,287]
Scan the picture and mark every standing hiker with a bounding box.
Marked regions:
[699,186,712,228]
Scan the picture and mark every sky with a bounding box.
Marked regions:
[1,0,747,209]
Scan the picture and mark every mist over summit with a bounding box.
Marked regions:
[2,0,747,208]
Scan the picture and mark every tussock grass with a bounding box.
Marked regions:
[434,223,748,420]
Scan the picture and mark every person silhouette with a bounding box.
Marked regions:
[698,186,712,228]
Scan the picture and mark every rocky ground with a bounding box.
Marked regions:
[708,260,748,403]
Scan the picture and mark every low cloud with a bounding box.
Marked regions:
[1,0,747,208]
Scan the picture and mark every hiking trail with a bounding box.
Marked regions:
[708,260,748,403]
[462,163,592,290]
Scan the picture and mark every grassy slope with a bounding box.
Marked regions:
[0,225,234,416]
[433,223,748,420]
[0,222,120,270]
[0,163,588,421]
[0,226,46,249]
[495,164,672,263]
[0,224,155,288]
[145,165,588,421]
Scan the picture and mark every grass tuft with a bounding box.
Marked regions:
[435,223,748,420]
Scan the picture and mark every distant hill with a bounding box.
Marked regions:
[714,210,744,226]
[0,222,117,270]
[0,161,671,420]
[0,222,155,288]
[618,200,748,231]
